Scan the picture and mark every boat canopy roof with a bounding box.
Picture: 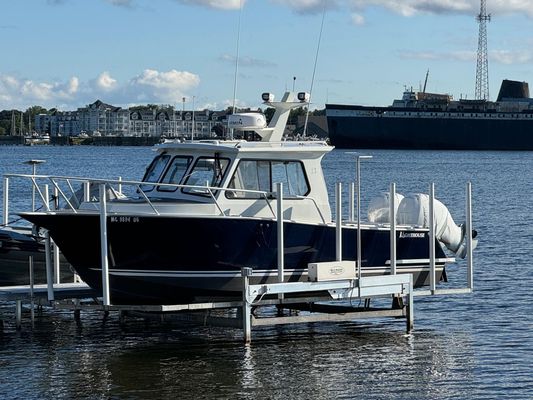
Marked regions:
[156,139,333,158]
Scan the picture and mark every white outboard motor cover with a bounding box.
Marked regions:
[368,192,405,223]
[397,194,467,256]
[227,113,267,130]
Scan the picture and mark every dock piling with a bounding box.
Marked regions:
[99,184,111,306]
[335,182,342,261]
[349,182,355,222]
[390,183,397,275]
[429,183,436,293]
[29,256,35,328]
[355,155,373,287]
[53,187,60,284]
[44,231,55,302]
[407,276,414,332]
[15,300,22,330]
[2,177,8,226]
[241,267,253,344]
[466,182,474,290]
[276,183,284,301]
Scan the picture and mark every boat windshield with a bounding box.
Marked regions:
[226,160,309,199]
[158,156,193,192]
[140,153,171,192]
[182,156,230,196]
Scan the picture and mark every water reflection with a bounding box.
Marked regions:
[0,305,481,399]
[4,314,478,399]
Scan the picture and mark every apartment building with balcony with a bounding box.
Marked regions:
[34,100,227,138]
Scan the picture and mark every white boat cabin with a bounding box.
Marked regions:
[134,139,333,224]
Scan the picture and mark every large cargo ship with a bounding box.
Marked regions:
[326,79,533,150]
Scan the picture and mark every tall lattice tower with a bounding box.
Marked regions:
[475,0,491,100]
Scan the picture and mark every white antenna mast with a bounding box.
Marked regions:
[303,1,326,137]
[229,0,243,140]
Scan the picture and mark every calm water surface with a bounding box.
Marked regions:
[0,145,532,399]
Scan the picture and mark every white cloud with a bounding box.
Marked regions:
[276,0,533,18]
[0,74,79,107]
[50,0,243,10]
[399,49,533,64]
[490,49,533,64]
[219,54,277,68]
[349,0,472,17]
[49,0,533,16]
[271,0,338,14]
[173,0,245,10]
[105,0,133,6]
[1,75,19,91]
[95,71,118,91]
[127,69,200,102]
[350,12,365,25]
[0,69,200,110]
[67,77,79,94]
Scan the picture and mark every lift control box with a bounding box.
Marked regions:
[308,261,356,282]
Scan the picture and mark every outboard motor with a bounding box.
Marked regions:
[368,192,405,223]
[368,192,478,259]
[396,194,477,258]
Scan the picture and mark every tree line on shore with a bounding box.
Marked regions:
[0,106,47,135]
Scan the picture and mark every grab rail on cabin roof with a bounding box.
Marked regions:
[3,173,327,224]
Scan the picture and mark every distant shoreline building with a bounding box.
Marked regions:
[34,100,228,138]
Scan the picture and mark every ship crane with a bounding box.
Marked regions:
[422,69,429,94]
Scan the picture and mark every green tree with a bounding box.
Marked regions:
[26,105,48,115]
[0,110,19,136]
[264,107,275,124]
[288,107,307,124]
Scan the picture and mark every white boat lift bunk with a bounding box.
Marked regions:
[1,168,475,343]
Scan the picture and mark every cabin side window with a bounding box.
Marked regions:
[158,156,193,192]
[227,160,309,199]
[227,160,270,198]
[140,154,171,192]
[272,161,309,197]
[182,156,230,196]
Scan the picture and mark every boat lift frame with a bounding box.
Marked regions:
[1,167,475,342]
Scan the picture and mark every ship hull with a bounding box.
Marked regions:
[326,105,533,150]
[21,213,447,304]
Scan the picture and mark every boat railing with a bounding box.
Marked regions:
[343,179,474,296]
[2,173,327,224]
[2,171,475,309]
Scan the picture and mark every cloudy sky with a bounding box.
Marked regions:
[2,0,533,111]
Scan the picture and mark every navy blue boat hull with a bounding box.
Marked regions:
[21,213,447,304]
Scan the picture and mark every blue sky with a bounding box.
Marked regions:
[1,0,533,111]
